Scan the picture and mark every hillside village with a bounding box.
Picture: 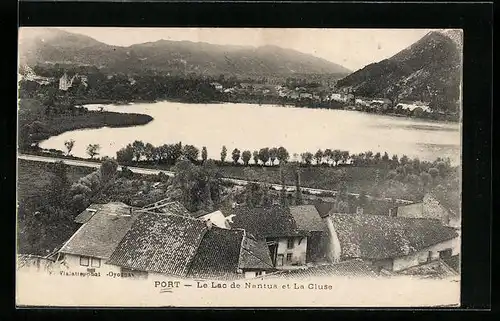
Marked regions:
[19,185,460,280]
[17,28,462,283]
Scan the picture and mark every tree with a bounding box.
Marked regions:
[116,144,134,164]
[294,166,303,205]
[64,139,75,156]
[391,154,399,168]
[183,144,199,162]
[201,146,208,163]
[99,157,118,184]
[86,144,100,159]
[252,150,260,165]
[144,143,155,162]
[221,145,227,163]
[269,147,278,166]
[131,140,145,162]
[324,149,333,166]
[279,163,287,206]
[301,152,313,166]
[428,168,439,180]
[258,148,270,166]
[374,152,381,164]
[382,152,390,163]
[387,83,403,108]
[400,155,409,166]
[232,148,241,164]
[47,161,70,206]
[242,150,252,166]
[332,149,342,166]
[358,191,368,209]
[314,149,324,165]
[277,146,289,164]
[341,151,350,164]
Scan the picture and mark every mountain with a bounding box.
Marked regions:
[336,30,462,110]
[18,28,351,77]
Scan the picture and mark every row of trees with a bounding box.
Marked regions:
[112,140,454,176]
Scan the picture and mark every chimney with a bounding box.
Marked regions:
[323,212,341,263]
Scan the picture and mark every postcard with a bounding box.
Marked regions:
[16,27,462,307]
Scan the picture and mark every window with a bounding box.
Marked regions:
[80,256,89,266]
[255,271,262,277]
[277,254,284,267]
[91,257,101,268]
[287,238,294,249]
[439,249,452,259]
[286,253,293,263]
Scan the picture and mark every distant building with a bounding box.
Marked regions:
[59,73,77,91]
[396,102,431,113]
[210,82,223,91]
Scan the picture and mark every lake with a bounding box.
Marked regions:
[39,101,461,165]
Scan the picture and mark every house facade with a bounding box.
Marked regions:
[317,209,460,272]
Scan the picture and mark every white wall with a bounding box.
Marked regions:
[244,271,267,279]
[200,211,228,229]
[392,237,460,272]
[60,253,121,276]
[275,236,308,268]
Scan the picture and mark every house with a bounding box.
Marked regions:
[59,73,77,91]
[56,202,141,274]
[228,205,318,269]
[396,102,431,113]
[318,210,460,272]
[289,205,330,263]
[106,212,274,280]
[256,259,378,279]
[299,92,313,99]
[391,192,461,228]
[210,82,223,91]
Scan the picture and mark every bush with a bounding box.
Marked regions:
[120,166,134,179]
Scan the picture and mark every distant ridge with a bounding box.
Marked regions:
[336,30,462,112]
[19,28,351,77]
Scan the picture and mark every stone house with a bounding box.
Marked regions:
[392,192,461,228]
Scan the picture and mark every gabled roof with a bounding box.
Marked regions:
[74,203,105,224]
[107,212,207,277]
[313,201,335,218]
[229,205,309,238]
[187,228,244,280]
[261,259,378,279]
[332,214,459,260]
[289,205,326,232]
[60,202,139,259]
[238,234,275,270]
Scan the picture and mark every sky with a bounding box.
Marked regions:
[56,28,432,71]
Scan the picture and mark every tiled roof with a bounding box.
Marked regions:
[332,214,459,260]
[60,202,139,259]
[74,203,105,224]
[442,255,460,273]
[107,212,207,277]
[238,234,275,270]
[289,205,326,232]
[229,205,309,238]
[187,228,245,280]
[141,200,191,217]
[397,259,459,279]
[428,191,461,219]
[261,259,378,279]
[313,201,335,218]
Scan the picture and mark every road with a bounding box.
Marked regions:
[18,153,414,204]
